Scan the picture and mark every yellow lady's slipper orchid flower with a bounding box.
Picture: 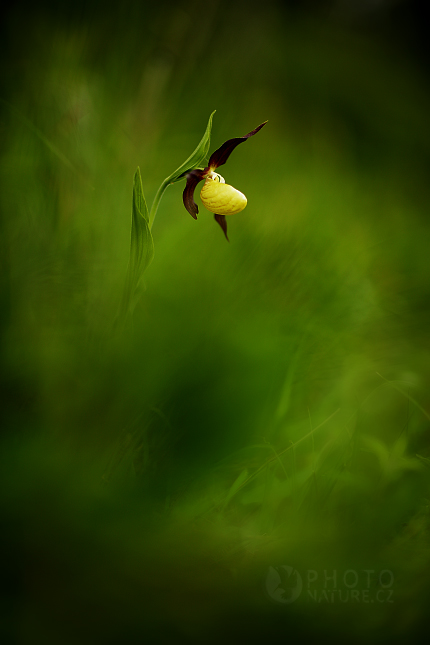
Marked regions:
[183,120,267,240]
[200,171,247,215]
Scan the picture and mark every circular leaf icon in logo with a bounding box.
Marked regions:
[265,565,303,604]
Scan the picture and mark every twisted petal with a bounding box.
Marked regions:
[183,169,206,219]
[214,214,229,241]
[208,121,268,169]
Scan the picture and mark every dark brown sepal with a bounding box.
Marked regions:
[214,214,229,241]
[183,169,206,219]
[208,121,268,169]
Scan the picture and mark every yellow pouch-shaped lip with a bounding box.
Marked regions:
[200,177,247,215]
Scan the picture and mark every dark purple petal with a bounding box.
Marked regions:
[214,214,229,241]
[183,169,206,219]
[208,121,268,169]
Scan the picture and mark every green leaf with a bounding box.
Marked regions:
[131,167,154,273]
[148,110,216,228]
[121,167,154,316]
[167,109,216,184]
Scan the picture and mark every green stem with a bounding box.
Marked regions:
[148,179,170,230]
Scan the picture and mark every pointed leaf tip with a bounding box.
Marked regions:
[165,110,216,185]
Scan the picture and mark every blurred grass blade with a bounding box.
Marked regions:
[120,167,154,318]
[0,98,93,188]
[220,468,248,511]
[416,454,430,468]
[149,110,216,227]
[376,373,430,422]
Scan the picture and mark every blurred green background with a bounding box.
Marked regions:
[1,0,430,642]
